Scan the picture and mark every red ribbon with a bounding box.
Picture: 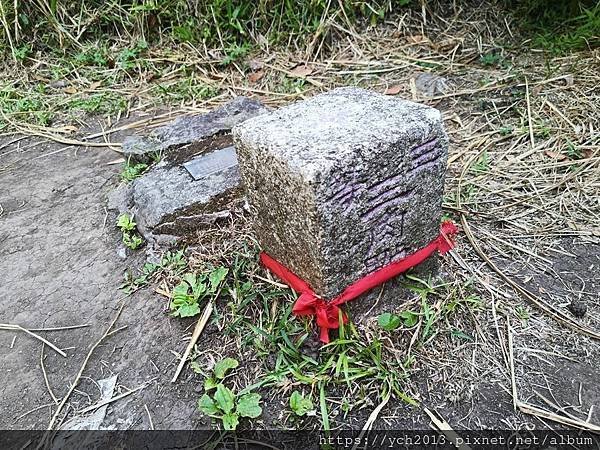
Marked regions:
[260,221,459,343]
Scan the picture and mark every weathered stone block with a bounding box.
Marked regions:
[233,87,448,298]
[110,97,268,243]
[132,152,241,239]
[122,97,267,164]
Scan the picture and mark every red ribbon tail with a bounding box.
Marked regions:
[319,327,330,344]
[438,220,459,254]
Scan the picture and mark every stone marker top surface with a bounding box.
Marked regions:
[233,87,442,181]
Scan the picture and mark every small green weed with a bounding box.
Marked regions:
[170,267,228,318]
[198,357,262,430]
[378,276,478,343]
[471,151,490,173]
[499,125,514,136]
[120,161,148,182]
[378,312,401,331]
[117,40,148,70]
[289,390,315,417]
[152,77,218,103]
[444,295,482,316]
[13,44,32,62]
[73,46,109,67]
[199,386,262,430]
[479,52,503,67]
[121,249,187,294]
[116,213,144,250]
[222,43,251,65]
[534,120,552,138]
[121,262,159,294]
[450,329,474,341]
[515,305,530,324]
[564,140,583,160]
[277,76,307,94]
[68,92,127,115]
[377,311,418,331]
[201,357,239,389]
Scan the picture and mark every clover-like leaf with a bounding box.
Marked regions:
[190,361,203,374]
[222,412,239,430]
[198,394,220,416]
[214,384,235,414]
[289,391,313,417]
[182,273,197,287]
[214,357,239,379]
[171,283,190,304]
[191,280,207,299]
[209,267,229,292]
[236,392,262,418]
[378,312,401,331]
[116,214,136,231]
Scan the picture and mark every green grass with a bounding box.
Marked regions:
[152,77,219,103]
[0,83,53,127]
[123,226,483,430]
[69,92,127,114]
[508,0,600,53]
[121,249,187,294]
[0,84,128,130]
[0,0,412,58]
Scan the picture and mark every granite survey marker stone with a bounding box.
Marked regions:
[233,87,448,298]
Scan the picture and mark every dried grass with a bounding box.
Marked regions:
[3,0,598,432]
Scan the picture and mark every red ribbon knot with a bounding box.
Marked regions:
[260,221,458,343]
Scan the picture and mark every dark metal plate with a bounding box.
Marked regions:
[183,146,238,180]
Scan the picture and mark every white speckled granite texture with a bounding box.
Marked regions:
[234,87,448,297]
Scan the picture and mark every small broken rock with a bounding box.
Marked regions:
[248,70,264,83]
[117,247,128,260]
[289,64,313,78]
[568,300,587,318]
[414,72,449,97]
[384,85,402,95]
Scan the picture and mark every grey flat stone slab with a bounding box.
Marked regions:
[114,97,268,242]
[132,157,241,239]
[122,97,267,164]
[234,87,448,298]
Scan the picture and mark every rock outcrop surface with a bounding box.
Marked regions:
[111,97,267,243]
[122,97,267,164]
